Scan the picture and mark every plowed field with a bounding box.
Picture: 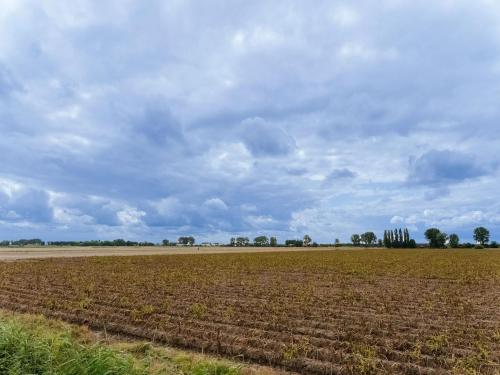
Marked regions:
[0,249,499,374]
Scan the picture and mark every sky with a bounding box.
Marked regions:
[1,0,499,243]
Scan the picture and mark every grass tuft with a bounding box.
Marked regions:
[0,314,141,375]
[0,311,243,375]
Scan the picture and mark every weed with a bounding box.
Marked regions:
[189,303,208,319]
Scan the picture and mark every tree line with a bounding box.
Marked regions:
[1,227,496,248]
[229,235,314,247]
[350,226,496,249]
[350,232,379,247]
[423,226,494,249]
[48,240,156,246]
[0,239,45,247]
[382,228,417,248]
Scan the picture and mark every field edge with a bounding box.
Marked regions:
[0,309,287,375]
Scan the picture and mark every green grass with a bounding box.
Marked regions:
[0,313,140,375]
[0,311,242,375]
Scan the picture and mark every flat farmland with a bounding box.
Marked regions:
[0,246,310,261]
[0,245,319,261]
[0,249,499,374]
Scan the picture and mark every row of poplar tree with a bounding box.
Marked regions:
[383,228,417,248]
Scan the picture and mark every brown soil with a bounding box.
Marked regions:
[0,249,499,374]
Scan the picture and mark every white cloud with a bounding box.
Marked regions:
[390,216,405,224]
[117,207,146,226]
[203,198,228,211]
[154,197,182,217]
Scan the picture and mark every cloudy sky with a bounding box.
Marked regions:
[1,0,499,243]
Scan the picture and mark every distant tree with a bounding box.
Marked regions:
[235,237,250,246]
[448,234,460,248]
[383,231,391,248]
[113,239,126,246]
[13,239,45,246]
[270,236,278,247]
[377,239,383,247]
[473,227,490,246]
[384,228,415,248]
[360,232,377,246]
[254,236,270,247]
[162,239,170,246]
[425,228,447,248]
[285,239,303,247]
[334,238,340,247]
[178,236,195,245]
[490,241,498,248]
[351,234,361,246]
[303,235,312,247]
[230,237,236,246]
[434,232,448,248]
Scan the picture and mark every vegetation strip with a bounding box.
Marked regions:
[0,310,247,374]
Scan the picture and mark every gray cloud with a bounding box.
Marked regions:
[328,168,357,180]
[408,150,488,186]
[240,117,296,157]
[0,182,53,223]
[0,1,499,242]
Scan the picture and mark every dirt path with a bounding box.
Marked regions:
[0,246,343,260]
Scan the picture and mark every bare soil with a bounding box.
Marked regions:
[0,249,499,374]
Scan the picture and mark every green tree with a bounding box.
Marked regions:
[436,232,448,248]
[394,229,400,247]
[448,233,460,248]
[235,237,249,246]
[303,234,312,247]
[425,228,444,248]
[270,236,277,246]
[177,236,195,245]
[351,234,361,246]
[361,232,377,246]
[334,238,340,247]
[254,236,269,247]
[473,227,490,246]
[285,239,302,247]
[383,231,391,248]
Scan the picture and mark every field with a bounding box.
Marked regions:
[0,245,310,261]
[0,249,499,374]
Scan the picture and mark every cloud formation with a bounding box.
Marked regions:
[0,1,499,242]
[408,150,489,186]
